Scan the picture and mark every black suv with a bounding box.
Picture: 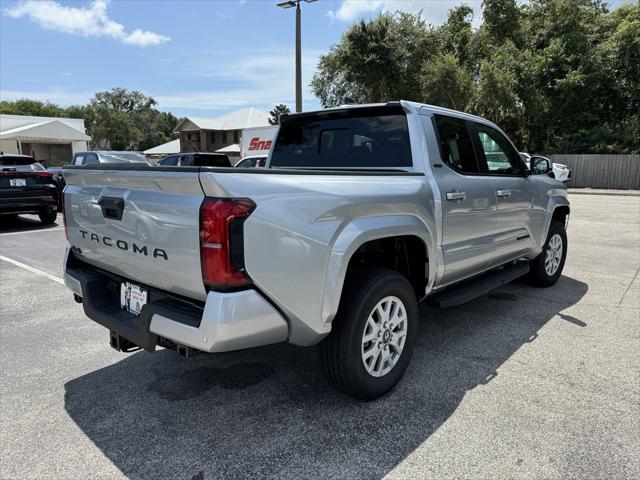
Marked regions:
[0,154,58,224]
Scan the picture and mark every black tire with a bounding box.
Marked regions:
[38,208,58,225]
[529,221,567,287]
[319,267,418,401]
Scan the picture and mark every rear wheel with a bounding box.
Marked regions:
[529,221,567,286]
[319,267,418,400]
[38,208,57,225]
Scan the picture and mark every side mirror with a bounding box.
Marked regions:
[531,156,553,176]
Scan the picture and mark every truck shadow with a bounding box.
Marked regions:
[64,275,588,480]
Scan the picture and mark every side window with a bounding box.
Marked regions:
[474,123,524,175]
[85,153,98,164]
[179,155,192,166]
[73,154,85,165]
[160,155,179,166]
[434,115,479,174]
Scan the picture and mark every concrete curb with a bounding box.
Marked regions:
[568,189,640,197]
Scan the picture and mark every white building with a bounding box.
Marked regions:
[0,114,90,166]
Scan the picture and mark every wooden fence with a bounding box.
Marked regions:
[547,154,640,190]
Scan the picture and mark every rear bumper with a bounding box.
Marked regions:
[63,247,288,353]
[0,190,57,214]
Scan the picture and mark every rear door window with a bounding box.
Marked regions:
[270,106,412,169]
[73,154,85,166]
[434,115,480,174]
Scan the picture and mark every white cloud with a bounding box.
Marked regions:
[4,0,170,47]
[327,0,483,26]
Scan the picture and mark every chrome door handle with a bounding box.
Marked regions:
[496,189,512,198]
[446,191,466,201]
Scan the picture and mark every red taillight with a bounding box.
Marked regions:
[199,197,255,290]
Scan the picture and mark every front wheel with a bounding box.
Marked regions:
[319,267,418,401]
[38,208,58,225]
[529,221,567,287]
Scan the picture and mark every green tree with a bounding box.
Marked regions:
[87,88,176,150]
[311,12,432,106]
[0,99,66,117]
[268,104,291,125]
[419,53,473,111]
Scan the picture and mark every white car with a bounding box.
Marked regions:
[520,152,571,183]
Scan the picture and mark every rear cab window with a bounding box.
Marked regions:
[270,106,413,170]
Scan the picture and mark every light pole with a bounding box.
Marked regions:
[277,0,316,113]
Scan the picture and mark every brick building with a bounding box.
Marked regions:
[174,107,270,160]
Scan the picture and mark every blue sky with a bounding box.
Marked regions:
[0,0,633,118]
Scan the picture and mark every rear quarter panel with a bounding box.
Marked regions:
[199,171,435,345]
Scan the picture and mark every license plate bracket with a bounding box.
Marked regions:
[120,282,148,315]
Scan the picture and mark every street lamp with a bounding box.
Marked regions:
[277,0,317,113]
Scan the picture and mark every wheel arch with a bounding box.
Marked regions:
[321,215,435,327]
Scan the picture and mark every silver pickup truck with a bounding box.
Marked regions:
[62,101,569,400]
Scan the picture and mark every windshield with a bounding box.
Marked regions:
[0,157,45,172]
[270,106,412,169]
[100,153,150,164]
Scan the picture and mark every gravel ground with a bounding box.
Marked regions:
[1,193,638,480]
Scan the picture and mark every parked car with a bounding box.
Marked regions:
[235,155,267,168]
[72,151,151,167]
[0,154,58,224]
[520,152,571,183]
[45,166,65,209]
[61,101,569,400]
[157,153,231,168]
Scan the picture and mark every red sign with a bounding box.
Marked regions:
[248,137,273,151]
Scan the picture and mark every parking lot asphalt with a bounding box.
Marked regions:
[1,193,639,480]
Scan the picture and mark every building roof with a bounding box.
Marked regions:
[215,143,240,154]
[1,113,87,131]
[0,118,90,142]
[175,107,270,132]
[143,138,180,155]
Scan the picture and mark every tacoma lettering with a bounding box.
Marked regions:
[77,230,168,260]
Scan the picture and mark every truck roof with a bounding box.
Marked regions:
[284,100,493,126]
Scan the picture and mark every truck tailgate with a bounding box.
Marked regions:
[63,168,207,301]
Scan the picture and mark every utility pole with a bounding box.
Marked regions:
[277,0,317,113]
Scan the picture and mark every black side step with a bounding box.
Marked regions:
[428,262,530,308]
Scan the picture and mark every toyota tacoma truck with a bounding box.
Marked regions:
[62,101,569,400]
